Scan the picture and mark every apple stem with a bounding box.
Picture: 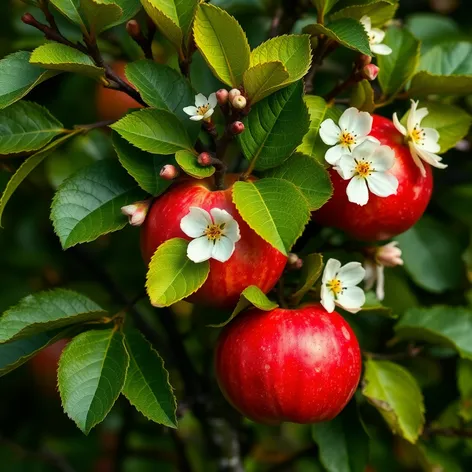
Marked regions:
[277,279,289,308]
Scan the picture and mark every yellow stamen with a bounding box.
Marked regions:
[355,160,372,178]
[410,125,425,145]
[204,224,224,241]
[197,104,210,116]
[340,131,356,149]
[327,278,343,296]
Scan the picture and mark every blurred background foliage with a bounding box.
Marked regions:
[2,0,472,471]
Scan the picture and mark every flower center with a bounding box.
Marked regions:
[197,104,210,116]
[340,130,356,149]
[326,278,343,296]
[355,159,373,178]
[204,223,224,241]
[410,125,425,145]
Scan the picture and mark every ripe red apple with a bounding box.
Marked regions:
[96,61,142,121]
[314,115,433,241]
[215,303,361,424]
[141,175,287,308]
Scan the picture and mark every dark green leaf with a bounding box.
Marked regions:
[289,253,323,305]
[350,80,375,113]
[330,1,398,27]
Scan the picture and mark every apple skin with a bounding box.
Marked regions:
[96,61,142,121]
[215,303,361,424]
[141,175,287,308]
[313,115,433,241]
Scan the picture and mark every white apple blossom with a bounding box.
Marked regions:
[319,107,378,165]
[183,93,217,122]
[180,207,241,263]
[393,100,447,176]
[335,140,399,206]
[360,16,392,56]
[364,242,403,300]
[321,258,366,314]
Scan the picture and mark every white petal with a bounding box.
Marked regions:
[415,146,448,170]
[319,119,341,145]
[415,107,429,125]
[363,261,376,291]
[223,219,241,243]
[337,262,366,286]
[375,265,385,301]
[337,155,357,179]
[210,208,232,225]
[203,108,214,119]
[409,142,426,177]
[190,115,204,121]
[339,108,360,133]
[370,145,395,171]
[371,28,386,44]
[320,285,335,313]
[351,139,378,160]
[180,207,211,238]
[208,93,217,109]
[183,106,198,116]
[371,43,392,55]
[187,237,213,263]
[195,93,207,107]
[422,128,441,152]
[322,258,342,283]
[360,16,372,31]
[325,144,347,165]
[211,236,235,263]
[366,172,399,197]
[356,135,380,148]
[407,100,420,133]
[336,286,366,313]
[392,112,407,136]
[342,109,372,137]
[346,176,369,206]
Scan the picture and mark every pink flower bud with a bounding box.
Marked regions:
[358,54,372,66]
[230,121,245,135]
[126,20,141,38]
[216,89,229,105]
[197,152,213,167]
[287,253,303,270]
[376,241,403,268]
[160,164,179,180]
[121,200,151,227]
[232,95,247,110]
[228,88,241,102]
[362,64,380,81]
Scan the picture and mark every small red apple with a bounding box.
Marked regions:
[215,303,361,424]
[314,115,433,241]
[141,175,287,308]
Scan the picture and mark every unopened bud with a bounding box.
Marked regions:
[22,13,37,26]
[362,64,380,81]
[376,241,403,268]
[216,89,229,105]
[228,88,241,102]
[121,200,151,227]
[126,20,141,38]
[160,164,179,180]
[230,121,245,135]
[197,152,213,167]
[358,54,372,66]
[232,95,247,110]
[287,253,303,270]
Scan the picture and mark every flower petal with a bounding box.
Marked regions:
[422,127,441,153]
[392,112,407,136]
[352,139,378,160]
[320,285,335,313]
[187,237,213,263]
[211,236,235,263]
[325,144,346,165]
[319,119,341,145]
[210,208,232,225]
[339,107,360,133]
[337,155,357,179]
[370,145,395,171]
[371,43,392,55]
[415,146,448,170]
[363,260,376,291]
[415,107,429,125]
[190,115,204,121]
[336,286,366,313]
[337,261,366,286]
[195,93,207,107]
[409,142,426,177]
[342,109,373,137]
[346,176,369,206]
[180,207,211,238]
[375,265,385,301]
[203,108,214,119]
[371,28,386,44]
[360,15,371,31]
[366,171,399,197]
[322,258,342,283]
[223,219,241,243]
[208,92,217,109]
[183,106,198,116]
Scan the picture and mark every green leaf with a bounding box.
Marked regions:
[409,42,472,97]
[243,62,290,104]
[289,253,324,305]
[58,328,129,434]
[51,159,147,249]
[49,0,86,29]
[395,306,472,361]
[125,60,199,143]
[350,79,375,113]
[312,0,340,17]
[112,132,172,196]
[0,101,64,155]
[377,27,420,97]
[0,130,81,226]
[209,285,278,328]
[396,217,464,293]
[329,1,398,27]
[146,238,210,307]
[193,3,250,87]
[123,327,177,427]
[80,0,123,34]
[232,178,310,255]
[362,359,425,443]
[239,81,310,170]
[175,150,215,179]
[264,153,332,211]
[249,35,312,86]
[457,359,472,421]
[312,401,369,472]
[361,292,396,318]
[304,19,371,56]
[30,43,105,79]
[406,13,460,51]
[111,109,193,155]
[297,95,342,163]
[0,329,71,377]
[0,51,59,110]
[0,289,106,344]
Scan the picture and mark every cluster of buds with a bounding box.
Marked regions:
[287,253,303,271]
[356,54,379,82]
[216,88,247,110]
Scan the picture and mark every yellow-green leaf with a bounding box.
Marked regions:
[175,149,215,179]
[243,61,289,104]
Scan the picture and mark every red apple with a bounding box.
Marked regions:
[96,61,142,121]
[141,175,287,308]
[314,115,433,241]
[215,303,361,424]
